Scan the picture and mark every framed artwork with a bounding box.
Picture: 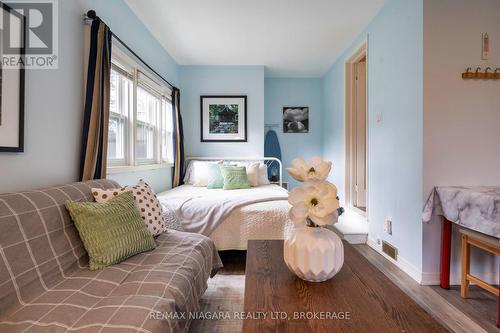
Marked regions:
[283,106,309,133]
[200,95,247,142]
[0,2,25,152]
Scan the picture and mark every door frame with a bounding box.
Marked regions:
[344,40,368,217]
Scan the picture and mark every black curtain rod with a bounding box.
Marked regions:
[85,10,177,91]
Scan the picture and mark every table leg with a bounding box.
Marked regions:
[497,269,500,328]
[440,218,452,289]
[460,234,470,298]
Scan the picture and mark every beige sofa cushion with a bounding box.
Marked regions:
[0,231,222,332]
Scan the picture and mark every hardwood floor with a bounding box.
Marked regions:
[189,246,496,333]
[431,285,497,333]
[353,245,494,333]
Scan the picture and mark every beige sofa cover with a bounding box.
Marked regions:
[0,180,222,332]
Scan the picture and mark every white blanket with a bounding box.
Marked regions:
[157,185,288,236]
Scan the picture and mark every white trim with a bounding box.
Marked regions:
[344,37,369,215]
[107,163,173,175]
[343,233,368,244]
[421,271,498,286]
[367,237,422,284]
[112,44,172,96]
[350,206,367,218]
[111,47,136,74]
[366,237,500,285]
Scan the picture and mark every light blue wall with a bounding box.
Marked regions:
[0,0,178,193]
[322,0,423,272]
[179,66,265,158]
[84,0,180,85]
[264,78,323,189]
[108,168,172,194]
[322,63,346,203]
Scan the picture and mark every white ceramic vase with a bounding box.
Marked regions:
[283,225,344,282]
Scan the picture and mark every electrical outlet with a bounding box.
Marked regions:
[376,238,381,245]
[376,112,383,123]
[383,218,392,235]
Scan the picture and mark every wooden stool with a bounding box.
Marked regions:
[459,228,500,327]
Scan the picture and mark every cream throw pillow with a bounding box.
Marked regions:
[246,163,260,187]
[258,164,271,185]
[91,180,167,236]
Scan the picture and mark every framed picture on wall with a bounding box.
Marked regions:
[283,106,309,133]
[200,95,247,142]
[0,3,25,152]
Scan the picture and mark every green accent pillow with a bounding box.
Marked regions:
[65,192,156,270]
[220,166,251,190]
[207,163,224,189]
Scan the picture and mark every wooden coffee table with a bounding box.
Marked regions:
[243,240,447,332]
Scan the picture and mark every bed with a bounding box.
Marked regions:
[157,157,295,250]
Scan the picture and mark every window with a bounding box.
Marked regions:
[136,85,159,162]
[107,48,174,171]
[108,65,132,165]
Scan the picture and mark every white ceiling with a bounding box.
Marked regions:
[125,0,385,77]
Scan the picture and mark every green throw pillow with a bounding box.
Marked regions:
[65,192,156,270]
[207,163,224,189]
[220,166,251,190]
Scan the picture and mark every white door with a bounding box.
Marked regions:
[354,60,367,209]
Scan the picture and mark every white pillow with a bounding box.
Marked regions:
[192,162,208,186]
[258,164,270,185]
[246,163,260,187]
[192,161,222,187]
[184,160,221,185]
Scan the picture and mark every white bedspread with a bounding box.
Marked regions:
[157,185,289,236]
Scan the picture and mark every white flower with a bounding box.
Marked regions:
[287,157,332,182]
[288,181,340,226]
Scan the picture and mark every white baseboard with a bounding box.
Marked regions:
[366,238,422,284]
[421,271,498,286]
[344,233,368,244]
[366,238,499,286]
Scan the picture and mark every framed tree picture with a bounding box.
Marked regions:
[200,95,247,142]
[0,3,25,152]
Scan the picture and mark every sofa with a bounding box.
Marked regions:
[0,179,222,332]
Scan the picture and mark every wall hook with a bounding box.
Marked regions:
[462,67,474,79]
[484,67,494,79]
[462,66,500,80]
[474,67,484,79]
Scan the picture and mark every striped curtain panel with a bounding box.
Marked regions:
[79,19,112,181]
[171,88,185,187]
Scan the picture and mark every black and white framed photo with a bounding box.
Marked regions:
[0,3,25,152]
[200,95,247,142]
[283,106,309,133]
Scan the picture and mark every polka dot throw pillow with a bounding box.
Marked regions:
[91,180,167,236]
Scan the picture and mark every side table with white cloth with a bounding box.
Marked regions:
[423,186,500,328]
